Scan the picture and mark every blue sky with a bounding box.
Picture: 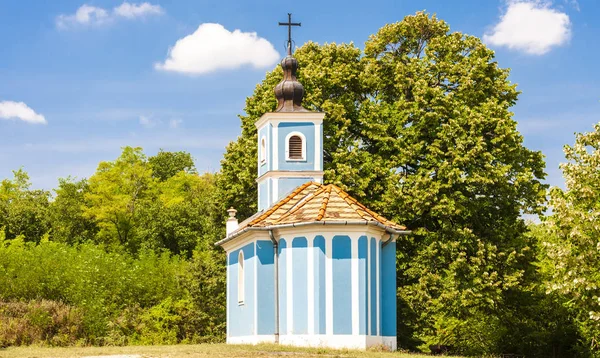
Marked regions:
[0,0,597,190]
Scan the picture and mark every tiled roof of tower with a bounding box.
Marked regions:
[231,181,407,236]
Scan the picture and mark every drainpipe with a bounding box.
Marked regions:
[382,233,395,248]
[269,230,280,344]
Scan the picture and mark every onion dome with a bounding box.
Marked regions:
[274,45,309,112]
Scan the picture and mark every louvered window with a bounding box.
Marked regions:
[288,135,303,160]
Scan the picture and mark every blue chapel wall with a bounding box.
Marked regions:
[256,240,275,335]
[277,122,315,171]
[370,237,377,335]
[358,236,368,335]
[332,235,352,335]
[278,239,287,334]
[292,237,308,334]
[381,241,397,337]
[278,177,313,199]
[227,242,256,337]
[314,236,326,334]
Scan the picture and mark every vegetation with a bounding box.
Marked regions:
[0,11,598,357]
[0,343,456,358]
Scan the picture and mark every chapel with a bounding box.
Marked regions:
[215,17,410,350]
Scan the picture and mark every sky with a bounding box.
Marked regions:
[0,0,598,191]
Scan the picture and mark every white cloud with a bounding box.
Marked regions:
[56,2,163,29]
[56,5,109,28]
[155,23,280,75]
[114,2,163,18]
[139,115,160,128]
[169,118,183,128]
[484,1,571,55]
[0,101,47,124]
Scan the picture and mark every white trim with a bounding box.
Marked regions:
[307,237,315,335]
[272,177,278,207]
[376,239,380,336]
[227,335,277,345]
[325,234,333,335]
[256,170,324,182]
[226,253,230,338]
[255,111,325,129]
[227,334,395,350]
[272,124,279,170]
[351,234,359,336]
[315,123,321,170]
[287,236,293,334]
[253,241,258,336]
[285,131,307,161]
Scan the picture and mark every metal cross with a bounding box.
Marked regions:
[278,13,301,54]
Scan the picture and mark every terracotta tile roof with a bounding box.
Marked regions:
[237,181,406,233]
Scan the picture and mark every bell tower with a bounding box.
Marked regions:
[255,14,324,211]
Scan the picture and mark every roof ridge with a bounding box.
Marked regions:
[274,183,328,224]
[249,181,315,226]
[316,185,333,221]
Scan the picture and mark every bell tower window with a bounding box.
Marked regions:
[285,132,306,161]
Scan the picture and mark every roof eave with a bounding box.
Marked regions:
[215,220,411,247]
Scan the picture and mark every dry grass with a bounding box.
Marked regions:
[0,343,454,358]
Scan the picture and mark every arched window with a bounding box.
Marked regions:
[286,132,306,160]
[237,251,245,304]
[260,136,267,164]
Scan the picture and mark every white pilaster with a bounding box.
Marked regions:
[314,123,321,170]
[226,253,230,338]
[325,234,333,335]
[272,178,278,207]
[287,237,293,334]
[272,123,279,171]
[351,235,359,336]
[254,240,258,336]
[307,237,315,335]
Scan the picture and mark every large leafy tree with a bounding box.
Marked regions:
[84,147,156,252]
[50,177,98,244]
[218,12,547,354]
[542,123,600,353]
[0,169,51,242]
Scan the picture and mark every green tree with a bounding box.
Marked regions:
[50,177,98,244]
[542,123,600,354]
[218,12,547,354]
[84,147,156,252]
[0,169,50,242]
[138,172,220,257]
[149,149,197,182]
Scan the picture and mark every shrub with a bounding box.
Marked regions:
[0,300,84,347]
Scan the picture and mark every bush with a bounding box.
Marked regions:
[0,300,84,347]
[0,235,196,345]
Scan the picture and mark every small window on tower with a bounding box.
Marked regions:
[260,136,267,164]
[287,135,304,160]
[238,251,245,304]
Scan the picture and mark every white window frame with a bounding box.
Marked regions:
[260,136,267,165]
[238,251,245,305]
[285,131,307,161]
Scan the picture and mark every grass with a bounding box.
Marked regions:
[0,343,458,358]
